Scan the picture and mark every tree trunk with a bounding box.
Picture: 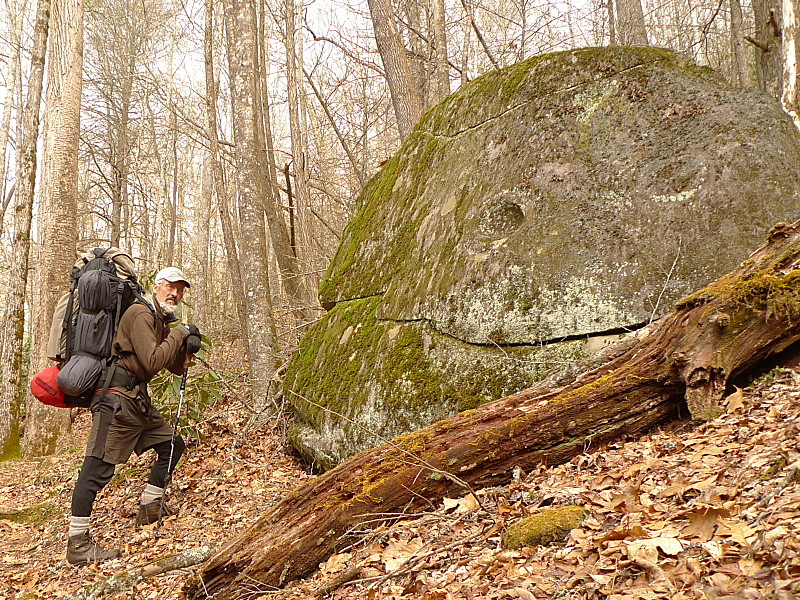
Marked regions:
[752,0,783,98]
[616,0,649,45]
[401,0,428,106]
[367,0,424,139]
[460,4,470,87]
[731,0,752,87]
[608,0,616,45]
[282,0,316,326]
[24,0,84,457]
[0,0,50,459]
[205,0,249,349]
[166,102,178,265]
[0,0,24,227]
[432,0,450,101]
[185,220,800,599]
[782,0,800,124]
[110,59,133,248]
[222,0,279,406]
[193,151,213,328]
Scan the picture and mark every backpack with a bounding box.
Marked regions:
[31,247,151,408]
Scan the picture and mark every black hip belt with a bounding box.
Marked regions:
[106,366,141,391]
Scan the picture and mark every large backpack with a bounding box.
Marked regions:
[33,248,151,408]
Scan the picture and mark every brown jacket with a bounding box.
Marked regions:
[112,302,188,384]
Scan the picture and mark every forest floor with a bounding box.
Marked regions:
[1,361,799,600]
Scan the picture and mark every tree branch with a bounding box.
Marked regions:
[63,545,220,600]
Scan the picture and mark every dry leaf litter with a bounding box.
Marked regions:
[0,366,798,600]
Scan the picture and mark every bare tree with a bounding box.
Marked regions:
[616,0,648,45]
[24,0,84,456]
[82,0,173,254]
[729,0,751,87]
[222,0,280,404]
[204,0,249,346]
[782,0,800,123]
[432,0,450,101]
[0,0,25,229]
[367,0,424,139]
[0,0,49,459]
[751,0,783,96]
[284,0,314,312]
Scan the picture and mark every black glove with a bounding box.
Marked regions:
[182,324,202,354]
[185,334,201,354]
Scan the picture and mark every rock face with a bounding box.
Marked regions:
[285,46,800,470]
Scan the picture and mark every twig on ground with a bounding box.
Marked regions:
[62,544,220,600]
[314,566,363,598]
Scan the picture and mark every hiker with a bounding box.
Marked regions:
[66,267,202,566]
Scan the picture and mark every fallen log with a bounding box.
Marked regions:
[185,221,800,600]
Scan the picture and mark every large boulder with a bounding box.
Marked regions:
[285,46,800,470]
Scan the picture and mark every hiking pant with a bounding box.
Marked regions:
[86,390,176,464]
[71,438,186,517]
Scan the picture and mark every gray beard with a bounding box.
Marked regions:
[159,301,179,315]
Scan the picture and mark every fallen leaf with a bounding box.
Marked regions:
[724,387,745,413]
[626,537,685,562]
[680,504,729,541]
[508,587,536,600]
[716,519,756,545]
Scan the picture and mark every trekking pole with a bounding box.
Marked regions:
[157,361,189,528]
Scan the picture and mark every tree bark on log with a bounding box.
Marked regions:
[185,221,800,600]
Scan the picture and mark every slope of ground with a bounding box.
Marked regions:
[0,367,798,600]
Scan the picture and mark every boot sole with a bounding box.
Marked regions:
[67,555,121,566]
[67,559,88,567]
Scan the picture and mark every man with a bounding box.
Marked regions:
[66,267,202,566]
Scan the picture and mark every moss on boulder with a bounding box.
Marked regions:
[287,46,800,469]
[285,296,583,470]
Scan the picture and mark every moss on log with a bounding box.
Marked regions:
[185,221,800,600]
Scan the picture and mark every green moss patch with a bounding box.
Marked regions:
[285,296,585,469]
[0,501,60,526]
[501,505,586,549]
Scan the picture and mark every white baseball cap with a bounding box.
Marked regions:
[155,267,191,288]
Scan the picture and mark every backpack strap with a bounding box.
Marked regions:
[130,284,160,330]
[62,283,78,362]
[94,279,130,407]
[94,357,118,406]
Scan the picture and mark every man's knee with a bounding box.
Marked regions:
[151,435,186,462]
[172,435,186,458]
[76,456,116,489]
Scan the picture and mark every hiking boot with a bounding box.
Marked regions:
[66,532,121,566]
[135,499,178,525]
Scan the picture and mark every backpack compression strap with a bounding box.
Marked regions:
[93,280,128,408]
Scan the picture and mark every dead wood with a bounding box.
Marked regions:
[314,566,362,598]
[63,544,219,600]
[185,220,800,600]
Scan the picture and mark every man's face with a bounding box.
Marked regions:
[155,280,186,307]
